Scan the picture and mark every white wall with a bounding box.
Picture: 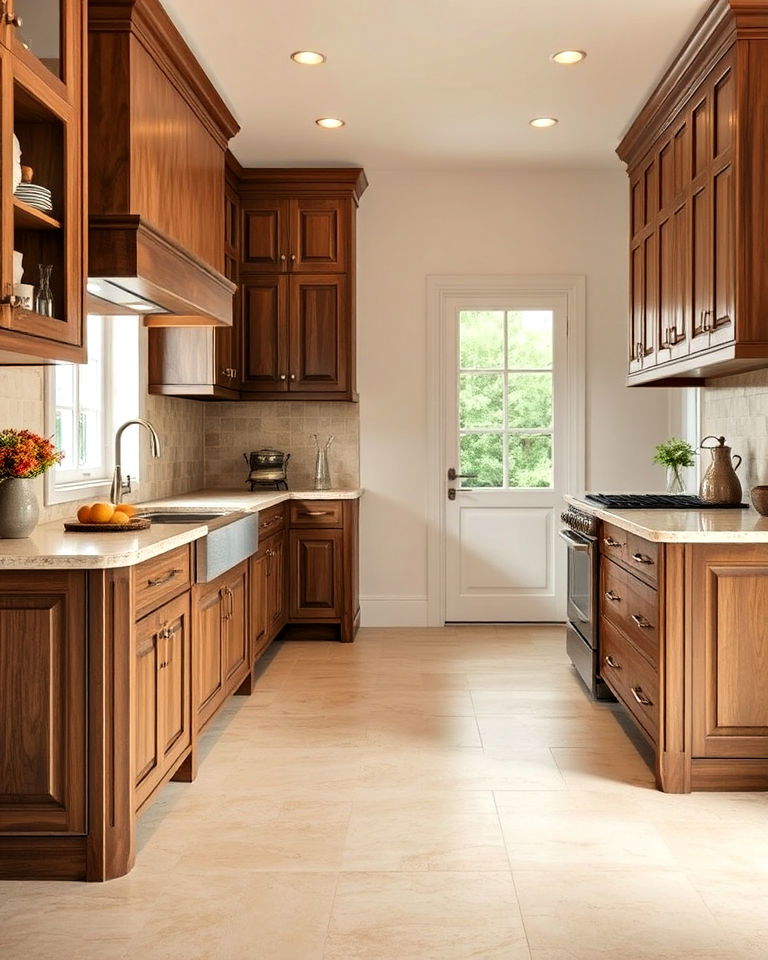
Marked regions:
[356,168,671,626]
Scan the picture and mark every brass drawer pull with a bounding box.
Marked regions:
[299,510,332,517]
[604,590,622,602]
[604,655,621,670]
[603,537,622,548]
[632,552,654,565]
[147,568,182,587]
[631,613,652,629]
[631,686,653,707]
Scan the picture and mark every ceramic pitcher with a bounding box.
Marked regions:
[699,435,742,505]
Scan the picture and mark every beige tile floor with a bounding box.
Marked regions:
[2,625,768,959]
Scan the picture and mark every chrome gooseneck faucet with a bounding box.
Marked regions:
[110,419,161,504]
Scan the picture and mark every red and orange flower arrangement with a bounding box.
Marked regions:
[0,428,63,479]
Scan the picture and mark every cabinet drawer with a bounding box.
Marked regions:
[625,531,659,586]
[257,503,286,539]
[601,559,659,667]
[600,522,659,587]
[134,545,192,619]
[289,500,343,528]
[600,616,659,744]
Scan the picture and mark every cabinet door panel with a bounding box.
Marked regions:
[194,585,224,728]
[159,596,191,769]
[243,199,289,272]
[643,158,658,226]
[223,565,248,688]
[290,198,348,273]
[630,175,643,240]
[249,552,270,660]
[0,572,86,834]
[670,203,690,360]
[714,65,734,159]
[657,216,673,363]
[691,94,710,181]
[691,547,768,758]
[690,185,711,346]
[241,277,289,391]
[711,163,735,345]
[269,534,287,633]
[289,275,348,392]
[289,530,342,619]
[134,626,160,803]
[629,243,644,372]
[643,231,658,365]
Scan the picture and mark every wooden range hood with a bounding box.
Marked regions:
[87,0,239,326]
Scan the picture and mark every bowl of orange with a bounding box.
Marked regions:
[66,502,149,532]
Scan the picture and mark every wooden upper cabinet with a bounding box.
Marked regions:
[0,0,86,363]
[616,2,768,386]
[0,571,86,834]
[241,275,290,391]
[289,275,348,392]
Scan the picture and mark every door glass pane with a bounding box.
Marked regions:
[459,373,503,428]
[79,409,102,469]
[507,373,553,429]
[15,1,62,81]
[459,311,504,368]
[460,434,503,488]
[508,435,552,488]
[507,311,553,368]
[55,363,74,406]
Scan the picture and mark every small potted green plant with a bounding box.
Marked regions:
[652,437,696,494]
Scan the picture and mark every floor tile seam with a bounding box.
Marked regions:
[492,789,534,959]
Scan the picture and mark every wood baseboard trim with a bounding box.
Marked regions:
[691,758,768,791]
[0,836,87,881]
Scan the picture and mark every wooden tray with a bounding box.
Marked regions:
[64,518,151,532]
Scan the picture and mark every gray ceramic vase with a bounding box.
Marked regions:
[0,477,40,538]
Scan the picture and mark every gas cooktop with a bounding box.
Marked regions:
[585,493,749,509]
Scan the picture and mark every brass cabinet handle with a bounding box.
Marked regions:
[631,552,654,565]
[3,7,22,26]
[702,309,713,332]
[299,510,331,517]
[604,590,622,602]
[290,373,296,381]
[603,537,622,548]
[631,613,652,629]
[631,685,653,707]
[280,254,287,262]
[231,369,237,379]
[604,655,621,670]
[279,374,287,381]
[290,254,296,262]
[147,567,182,587]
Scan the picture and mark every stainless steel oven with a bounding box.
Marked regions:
[559,507,613,700]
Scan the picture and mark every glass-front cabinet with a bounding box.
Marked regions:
[0,0,86,362]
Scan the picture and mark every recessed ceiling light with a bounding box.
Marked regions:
[551,49,586,65]
[290,50,326,65]
[529,117,559,128]
[315,117,345,129]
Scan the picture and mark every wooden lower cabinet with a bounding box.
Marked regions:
[286,499,360,642]
[134,592,192,813]
[0,571,87,837]
[599,531,768,792]
[249,526,287,662]
[194,560,250,731]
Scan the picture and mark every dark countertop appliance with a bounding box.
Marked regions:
[244,449,290,490]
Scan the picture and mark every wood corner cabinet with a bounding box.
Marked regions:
[618,0,768,386]
[148,166,367,401]
[0,0,87,364]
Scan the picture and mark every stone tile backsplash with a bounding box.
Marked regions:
[204,401,360,491]
[702,369,768,492]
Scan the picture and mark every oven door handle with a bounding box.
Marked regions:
[558,529,592,551]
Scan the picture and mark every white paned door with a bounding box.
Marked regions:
[444,296,569,621]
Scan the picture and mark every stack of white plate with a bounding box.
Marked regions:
[14,182,53,212]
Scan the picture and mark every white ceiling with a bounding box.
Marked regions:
[163,0,711,170]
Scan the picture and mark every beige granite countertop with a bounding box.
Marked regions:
[0,488,363,570]
[566,495,768,543]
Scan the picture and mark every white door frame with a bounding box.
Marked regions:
[426,274,586,627]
